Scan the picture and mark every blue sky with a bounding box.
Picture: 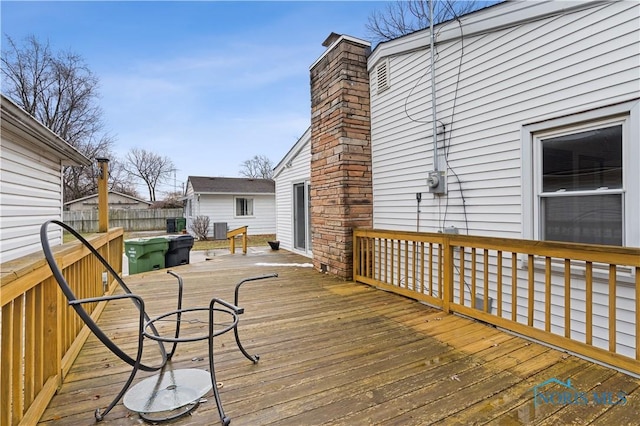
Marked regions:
[2,1,386,198]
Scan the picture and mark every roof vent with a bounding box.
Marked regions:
[377,60,389,94]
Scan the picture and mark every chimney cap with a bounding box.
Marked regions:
[322,32,342,47]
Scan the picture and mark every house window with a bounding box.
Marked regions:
[539,124,623,245]
[235,197,253,217]
[523,100,639,247]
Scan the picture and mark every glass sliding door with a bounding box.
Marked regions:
[293,182,310,251]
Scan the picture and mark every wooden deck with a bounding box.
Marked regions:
[39,249,640,425]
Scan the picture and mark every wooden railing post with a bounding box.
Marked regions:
[242,231,247,254]
[353,230,360,281]
[96,158,109,233]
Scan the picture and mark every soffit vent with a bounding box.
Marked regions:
[377,60,389,94]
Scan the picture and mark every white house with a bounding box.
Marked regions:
[1,94,91,263]
[275,0,639,365]
[273,127,312,257]
[64,191,152,211]
[367,0,639,247]
[184,176,276,238]
[364,0,639,359]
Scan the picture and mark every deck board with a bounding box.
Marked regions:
[39,249,640,425]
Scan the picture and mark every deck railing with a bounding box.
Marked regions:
[354,228,640,375]
[0,228,124,426]
[227,226,248,254]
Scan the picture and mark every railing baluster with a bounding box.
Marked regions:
[377,238,382,282]
[512,253,517,322]
[1,302,14,426]
[471,248,476,309]
[412,241,417,292]
[497,251,503,317]
[586,262,593,346]
[390,240,395,286]
[609,264,616,352]
[545,257,551,332]
[384,239,388,284]
[564,259,571,338]
[25,289,36,407]
[428,243,433,297]
[13,295,24,421]
[404,240,409,288]
[420,242,425,294]
[460,247,466,306]
[484,249,489,312]
[528,255,534,327]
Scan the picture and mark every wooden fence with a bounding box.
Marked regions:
[0,228,124,426]
[63,208,183,232]
[354,228,640,376]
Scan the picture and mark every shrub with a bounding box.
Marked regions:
[190,215,210,240]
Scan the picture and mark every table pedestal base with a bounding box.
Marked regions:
[123,368,212,423]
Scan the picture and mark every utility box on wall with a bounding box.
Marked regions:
[427,170,447,194]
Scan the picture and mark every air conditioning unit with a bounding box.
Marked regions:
[213,222,228,240]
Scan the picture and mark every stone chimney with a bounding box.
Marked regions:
[309,34,373,279]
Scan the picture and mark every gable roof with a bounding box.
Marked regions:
[273,127,311,179]
[368,1,603,71]
[1,94,91,166]
[188,176,275,194]
[64,191,152,206]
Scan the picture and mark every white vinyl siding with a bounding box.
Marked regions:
[197,194,275,236]
[369,1,639,239]
[274,129,312,257]
[368,1,639,361]
[0,137,64,262]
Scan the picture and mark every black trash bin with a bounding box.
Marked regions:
[165,234,194,267]
[166,218,177,233]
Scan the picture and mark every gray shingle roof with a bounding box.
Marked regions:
[188,176,275,194]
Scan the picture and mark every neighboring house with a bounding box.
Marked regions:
[64,191,152,211]
[275,1,639,362]
[273,127,312,257]
[184,176,276,237]
[0,94,91,263]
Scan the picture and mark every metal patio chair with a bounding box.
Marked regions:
[40,220,276,425]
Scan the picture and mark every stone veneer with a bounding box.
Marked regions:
[309,34,373,279]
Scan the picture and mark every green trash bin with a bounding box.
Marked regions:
[176,217,186,232]
[125,237,169,275]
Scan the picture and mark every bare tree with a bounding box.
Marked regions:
[1,34,116,201]
[108,159,140,197]
[124,148,174,202]
[366,0,490,43]
[151,192,184,209]
[190,215,210,241]
[240,155,274,179]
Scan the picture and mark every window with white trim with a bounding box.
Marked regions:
[235,197,253,217]
[522,100,639,248]
[537,122,623,245]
